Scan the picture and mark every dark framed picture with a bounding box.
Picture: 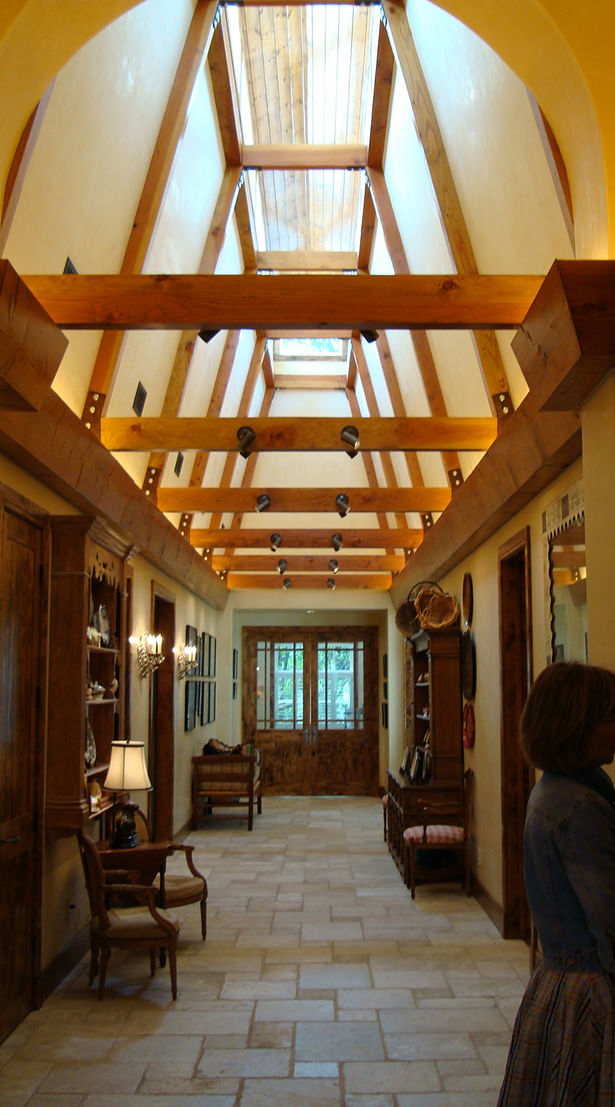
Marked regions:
[196,680,204,725]
[207,681,216,723]
[184,680,196,731]
[232,680,238,700]
[381,702,388,729]
[202,632,210,677]
[186,623,197,652]
[383,653,388,679]
[232,648,238,679]
[209,636,217,678]
[197,632,205,678]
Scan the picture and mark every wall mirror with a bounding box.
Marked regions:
[543,479,586,663]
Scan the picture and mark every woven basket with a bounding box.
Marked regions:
[395,581,442,637]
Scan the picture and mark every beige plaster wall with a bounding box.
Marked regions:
[436,458,583,906]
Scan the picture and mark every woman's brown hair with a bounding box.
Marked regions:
[520,661,615,773]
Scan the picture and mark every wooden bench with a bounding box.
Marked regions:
[191,751,262,831]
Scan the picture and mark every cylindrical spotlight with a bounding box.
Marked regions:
[327,578,336,590]
[270,532,282,551]
[237,425,255,459]
[282,577,292,590]
[341,425,360,457]
[255,493,271,512]
[277,558,288,575]
[332,532,343,552]
[335,492,350,518]
[329,558,339,574]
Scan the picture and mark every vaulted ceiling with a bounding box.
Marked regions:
[8,0,575,595]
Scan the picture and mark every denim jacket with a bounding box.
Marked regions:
[524,767,615,974]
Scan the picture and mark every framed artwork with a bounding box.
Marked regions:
[196,680,204,725]
[232,648,238,679]
[207,681,216,723]
[209,635,217,677]
[232,680,238,700]
[202,632,210,677]
[184,680,196,731]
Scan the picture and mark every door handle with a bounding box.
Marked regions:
[0,835,20,843]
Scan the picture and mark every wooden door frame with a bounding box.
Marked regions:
[0,483,49,1027]
[498,526,533,939]
[148,582,175,839]
[242,624,380,794]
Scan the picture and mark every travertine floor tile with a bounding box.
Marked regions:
[0,796,527,1106]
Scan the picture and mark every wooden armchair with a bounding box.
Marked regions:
[77,831,180,999]
[133,807,208,940]
[402,768,474,899]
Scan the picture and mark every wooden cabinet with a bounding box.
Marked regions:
[387,627,463,871]
[46,517,129,834]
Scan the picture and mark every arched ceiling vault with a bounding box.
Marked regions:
[0,0,608,597]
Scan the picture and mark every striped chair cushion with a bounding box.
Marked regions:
[403,824,464,845]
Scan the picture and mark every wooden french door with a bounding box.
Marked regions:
[242,626,379,795]
[0,491,47,1043]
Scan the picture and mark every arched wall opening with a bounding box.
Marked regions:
[0,0,610,255]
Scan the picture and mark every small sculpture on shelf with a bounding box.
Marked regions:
[85,721,97,768]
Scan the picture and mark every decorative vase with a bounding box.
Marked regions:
[85,721,97,768]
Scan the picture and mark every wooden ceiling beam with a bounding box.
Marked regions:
[212,553,406,572]
[191,527,422,549]
[22,273,543,331]
[256,250,358,271]
[384,1,512,410]
[227,572,392,590]
[273,375,347,390]
[242,143,367,169]
[157,486,451,513]
[81,0,218,412]
[101,415,497,452]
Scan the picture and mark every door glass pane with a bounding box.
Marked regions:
[255,639,303,729]
[317,640,365,729]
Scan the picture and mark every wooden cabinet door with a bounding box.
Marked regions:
[0,500,46,1043]
[242,626,379,796]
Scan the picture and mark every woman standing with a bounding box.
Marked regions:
[498,661,615,1106]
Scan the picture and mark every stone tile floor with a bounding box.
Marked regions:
[0,796,528,1106]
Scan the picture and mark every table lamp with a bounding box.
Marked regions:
[104,740,152,848]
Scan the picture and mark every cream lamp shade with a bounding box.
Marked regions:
[104,740,152,792]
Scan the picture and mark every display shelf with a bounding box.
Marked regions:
[46,516,129,834]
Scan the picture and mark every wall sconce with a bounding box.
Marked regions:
[332,532,343,552]
[335,492,350,518]
[277,558,288,575]
[129,633,165,679]
[270,532,282,551]
[283,577,292,590]
[173,642,197,680]
[341,425,360,458]
[327,578,336,591]
[329,558,339,574]
[255,493,271,512]
[237,425,255,459]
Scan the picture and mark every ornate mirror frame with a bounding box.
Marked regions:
[542,478,586,665]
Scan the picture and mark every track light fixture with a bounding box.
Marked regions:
[237,425,255,459]
[332,532,343,552]
[255,493,271,512]
[329,558,339,574]
[335,492,350,518]
[341,425,360,458]
[327,578,336,591]
[277,558,288,575]
[282,577,292,590]
[360,329,379,344]
[270,533,281,551]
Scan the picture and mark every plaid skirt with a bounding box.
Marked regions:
[497,964,615,1106]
